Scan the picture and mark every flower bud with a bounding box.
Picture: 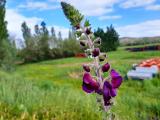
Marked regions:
[94,37,101,46]
[75,24,80,30]
[102,63,110,72]
[99,53,106,62]
[80,40,88,47]
[85,28,92,35]
[83,64,90,72]
[85,49,92,56]
[92,48,100,57]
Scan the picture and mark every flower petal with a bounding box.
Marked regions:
[82,82,95,93]
[83,72,92,84]
[103,81,112,106]
[110,88,117,97]
[110,69,123,88]
[82,72,99,93]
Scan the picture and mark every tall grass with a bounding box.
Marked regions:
[0,49,160,120]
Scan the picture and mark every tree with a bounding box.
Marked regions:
[0,0,8,62]
[0,0,16,71]
[94,25,119,52]
[21,22,38,62]
[38,21,50,60]
[106,25,119,51]
[50,27,57,48]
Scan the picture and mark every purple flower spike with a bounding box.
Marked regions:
[102,63,110,72]
[92,48,100,57]
[83,64,90,72]
[82,73,99,93]
[110,69,123,89]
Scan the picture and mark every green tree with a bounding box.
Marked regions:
[38,21,50,60]
[50,27,57,48]
[0,0,8,62]
[94,25,119,52]
[0,0,16,71]
[21,22,38,62]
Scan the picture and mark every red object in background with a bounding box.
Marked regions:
[75,53,86,58]
[139,58,160,70]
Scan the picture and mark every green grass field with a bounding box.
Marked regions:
[0,49,160,120]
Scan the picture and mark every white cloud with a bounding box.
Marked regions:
[57,0,120,16]
[146,4,160,10]
[5,9,42,40]
[120,0,156,8]
[116,19,160,37]
[99,15,122,20]
[5,9,69,40]
[18,1,60,11]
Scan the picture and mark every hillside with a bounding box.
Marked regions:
[120,36,160,46]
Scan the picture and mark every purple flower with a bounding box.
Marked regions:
[102,63,110,72]
[103,81,116,106]
[85,28,92,35]
[92,48,100,57]
[83,64,90,72]
[82,72,99,93]
[103,70,122,106]
[110,69,123,89]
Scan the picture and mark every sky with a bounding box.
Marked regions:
[5,0,160,40]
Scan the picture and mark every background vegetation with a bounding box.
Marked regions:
[0,49,160,120]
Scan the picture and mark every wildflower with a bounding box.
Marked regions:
[103,70,122,106]
[85,28,92,35]
[83,64,90,72]
[102,63,110,72]
[110,69,123,88]
[92,48,100,57]
[80,40,88,47]
[82,72,99,93]
[99,53,106,62]
[94,37,101,45]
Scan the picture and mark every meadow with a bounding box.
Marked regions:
[0,48,160,120]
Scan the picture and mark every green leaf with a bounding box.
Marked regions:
[84,20,91,27]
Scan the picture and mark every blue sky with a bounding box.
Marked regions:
[5,0,160,39]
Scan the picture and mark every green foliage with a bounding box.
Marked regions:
[19,22,81,63]
[0,0,16,71]
[84,19,91,27]
[0,0,8,40]
[94,25,119,52]
[61,2,84,26]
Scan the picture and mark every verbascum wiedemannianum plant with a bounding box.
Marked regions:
[61,1,123,119]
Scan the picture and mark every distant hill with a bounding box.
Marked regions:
[120,36,160,46]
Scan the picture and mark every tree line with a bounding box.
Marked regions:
[0,0,120,71]
[18,21,81,63]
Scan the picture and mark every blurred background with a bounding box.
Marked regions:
[0,0,160,119]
